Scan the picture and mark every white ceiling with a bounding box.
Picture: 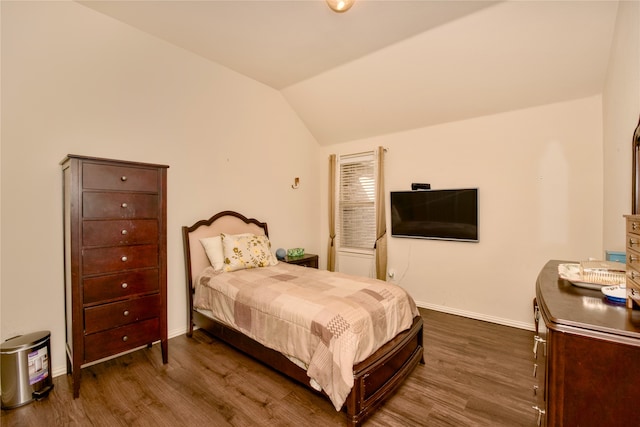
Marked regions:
[78,0,621,145]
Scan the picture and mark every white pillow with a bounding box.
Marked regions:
[221,233,278,272]
[200,236,225,271]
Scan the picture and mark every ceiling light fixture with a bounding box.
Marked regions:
[326,0,355,13]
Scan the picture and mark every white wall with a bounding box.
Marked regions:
[603,0,640,251]
[1,1,320,376]
[320,96,604,329]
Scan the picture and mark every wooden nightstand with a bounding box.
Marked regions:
[282,253,318,269]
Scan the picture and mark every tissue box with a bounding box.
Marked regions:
[606,251,626,263]
[287,248,305,257]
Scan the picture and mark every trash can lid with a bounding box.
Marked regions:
[1,331,50,353]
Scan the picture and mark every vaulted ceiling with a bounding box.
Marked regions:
[78,0,621,145]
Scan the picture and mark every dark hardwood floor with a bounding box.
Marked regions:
[1,308,537,426]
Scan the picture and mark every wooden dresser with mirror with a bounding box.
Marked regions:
[531,115,640,425]
[534,260,640,426]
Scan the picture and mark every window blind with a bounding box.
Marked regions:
[337,152,376,251]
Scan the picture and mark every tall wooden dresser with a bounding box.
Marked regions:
[62,155,168,398]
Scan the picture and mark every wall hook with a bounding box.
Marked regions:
[291,177,300,189]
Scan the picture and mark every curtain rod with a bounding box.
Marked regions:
[336,147,387,158]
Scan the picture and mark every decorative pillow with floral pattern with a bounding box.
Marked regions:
[201,233,252,271]
[220,233,278,272]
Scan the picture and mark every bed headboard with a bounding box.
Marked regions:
[182,210,269,290]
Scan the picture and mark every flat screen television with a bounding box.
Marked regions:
[390,188,478,242]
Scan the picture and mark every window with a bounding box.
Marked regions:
[336,151,377,252]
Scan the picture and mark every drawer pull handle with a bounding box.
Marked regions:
[633,222,640,231]
[121,283,128,289]
[123,310,130,317]
[121,256,128,262]
[121,229,128,235]
[630,238,639,247]
[121,203,128,208]
[533,335,546,359]
[533,384,538,396]
[630,255,639,263]
[630,271,640,280]
[122,336,128,342]
[532,406,546,426]
[533,363,537,377]
[121,176,127,182]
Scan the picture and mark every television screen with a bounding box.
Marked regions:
[390,188,478,242]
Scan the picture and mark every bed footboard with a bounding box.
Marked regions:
[346,315,424,426]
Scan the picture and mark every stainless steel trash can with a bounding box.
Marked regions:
[1,331,54,409]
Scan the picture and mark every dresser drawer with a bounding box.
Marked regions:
[83,219,158,247]
[627,246,640,268]
[628,218,640,236]
[627,274,640,294]
[84,294,161,334]
[82,245,158,275]
[628,233,640,252]
[83,163,159,192]
[83,269,159,304]
[84,317,160,362]
[83,192,159,219]
[627,261,640,290]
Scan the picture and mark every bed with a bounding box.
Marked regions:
[182,210,424,426]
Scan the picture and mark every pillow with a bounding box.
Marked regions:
[200,233,251,271]
[200,235,225,271]
[221,233,278,272]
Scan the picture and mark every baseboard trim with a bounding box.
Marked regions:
[416,301,535,332]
